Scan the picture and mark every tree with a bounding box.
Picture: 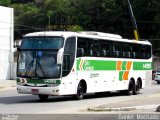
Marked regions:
[0,0,11,6]
[10,2,41,38]
[70,0,123,33]
[5,0,160,49]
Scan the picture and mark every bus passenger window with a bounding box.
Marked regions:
[131,52,136,58]
[77,48,84,57]
[89,50,93,56]
[145,45,151,59]
[132,44,140,59]
[113,50,119,57]
[140,45,146,59]
[100,40,110,57]
[123,52,130,58]
[113,43,121,58]
[101,50,106,57]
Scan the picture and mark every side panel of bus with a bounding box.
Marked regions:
[75,58,152,93]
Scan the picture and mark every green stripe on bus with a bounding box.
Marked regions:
[88,60,116,70]
[76,59,152,71]
[119,71,124,81]
[76,60,116,71]
[133,62,152,70]
[121,61,127,70]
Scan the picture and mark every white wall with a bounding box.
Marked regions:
[0,6,14,80]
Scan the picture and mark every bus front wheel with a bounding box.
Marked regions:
[38,95,49,101]
[74,83,84,100]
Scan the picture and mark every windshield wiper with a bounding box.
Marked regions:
[24,51,48,78]
[36,55,48,78]
[24,51,36,77]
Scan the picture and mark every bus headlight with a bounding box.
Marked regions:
[17,78,27,86]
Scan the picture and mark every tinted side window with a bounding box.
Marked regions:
[77,37,151,60]
[77,38,100,57]
[90,40,100,57]
[122,43,131,58]
[132,44,140,59]
[100,40,111,57]
[112,42,122,58]
[62,37,76,77]
[140,45,151,59]
[77,38,90,57]
[145,45,151,59]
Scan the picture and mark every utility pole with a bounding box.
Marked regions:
[127,0,139,40]
[47,11,53,31]
[48,15,50,30]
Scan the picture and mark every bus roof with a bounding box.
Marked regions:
[24,31,151,45]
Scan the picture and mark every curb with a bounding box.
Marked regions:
[87,105,159,112]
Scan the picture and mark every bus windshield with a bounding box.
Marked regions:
[21,37,64,50]
[17,37,64,79]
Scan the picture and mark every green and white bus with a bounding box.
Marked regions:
[16,31,152,101]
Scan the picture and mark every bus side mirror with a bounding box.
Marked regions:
[57,48,64,64]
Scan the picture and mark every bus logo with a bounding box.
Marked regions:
[79,60,94,71]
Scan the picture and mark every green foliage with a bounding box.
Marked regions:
[1,0,159,47]
[0,0,11,6]
[67,25,83,31]
[10,3,40,25]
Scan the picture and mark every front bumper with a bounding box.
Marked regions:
[17,85,60,95]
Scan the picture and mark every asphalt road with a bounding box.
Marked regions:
[0,81,160,115]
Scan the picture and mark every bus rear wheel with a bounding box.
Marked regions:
[74,83,84,100]
[125,80,134,95]
[38,95,49,101]
[133,81,140,95]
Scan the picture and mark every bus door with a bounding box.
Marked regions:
[62,37,76,94]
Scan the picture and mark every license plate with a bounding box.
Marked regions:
[31,89,39,93]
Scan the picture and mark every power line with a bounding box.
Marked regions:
[15,24,44,30]
[0,20,44,30]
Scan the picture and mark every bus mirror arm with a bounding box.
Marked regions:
[57,48,64,64]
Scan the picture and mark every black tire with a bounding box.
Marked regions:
[157,81,160,84]
[38,95,49,101]
[74,83,84,100]
[125,81,134,95]
[133,81,141,95]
